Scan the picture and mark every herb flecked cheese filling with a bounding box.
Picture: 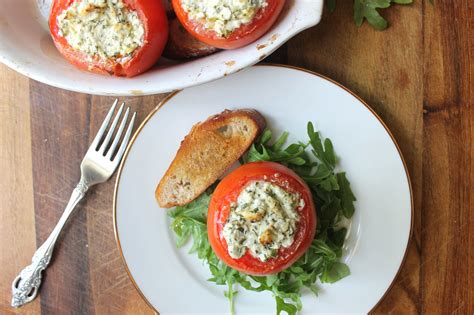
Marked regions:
[180,0,267,37]
[223,180,303,262]
[57,0,144,62]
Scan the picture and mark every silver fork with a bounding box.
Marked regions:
[11,100,136,308]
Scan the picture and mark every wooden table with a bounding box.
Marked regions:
[0,1,472,314]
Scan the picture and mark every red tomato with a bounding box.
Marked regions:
[49,0,168,77]
[172,0,285,49]
[208,161,316,275]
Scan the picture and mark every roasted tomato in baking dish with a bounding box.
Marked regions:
[163,17,219,59]
[172,0,285,49]
[208,161,316,275]
[49,0,168,77]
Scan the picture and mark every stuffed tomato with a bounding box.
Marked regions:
[208,161,316,275]
[172,0,285,49]
[49,0,168,77]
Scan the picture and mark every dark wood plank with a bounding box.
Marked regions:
[422,0,473,314]
[28,88,167,314]
[85,96,164,315]
[285,2,424,313]
[29,86,93,315]
[0,65,40,315]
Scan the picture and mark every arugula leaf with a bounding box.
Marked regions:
[271,131,289,151]
[224,275,237,315]
[326,0,336,12]
[276,296,298,315]
[260,128,273,144]
[244,129,308,165]
[168,191,209,222]
[354,0,390,30]
[320,197,342,224]
[168,122,356,314]
[326,0,413,30]
[320,262,350,284]
[307,122,336,170]
[336,173,356,218]
[245,143,270,162]
[353,0,413,30]
[328,228,347,248]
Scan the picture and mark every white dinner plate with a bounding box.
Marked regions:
[114,65,413,314]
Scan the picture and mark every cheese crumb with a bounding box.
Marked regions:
[57,0,145,62]
[223,180,302,262]
[180,0,268,37]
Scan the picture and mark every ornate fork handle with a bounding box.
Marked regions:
[11,179,89,308]
[11,101,135,308]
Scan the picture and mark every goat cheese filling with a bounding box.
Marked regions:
[223,180,303,262]
[57,0,145,62]
[180,0,268,37]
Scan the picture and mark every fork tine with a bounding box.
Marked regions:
[113,112,136,163]
[106,107,130,160]
[99,102,124,154]
[91,99,118,149]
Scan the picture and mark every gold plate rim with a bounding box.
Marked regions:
[112,63,415,314]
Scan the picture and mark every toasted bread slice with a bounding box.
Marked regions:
[155,109,266,208]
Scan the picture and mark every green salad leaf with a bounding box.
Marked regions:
[168,122,356,315]
[327,0,413,30]
[326,0,337,13]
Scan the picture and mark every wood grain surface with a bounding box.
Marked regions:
[0,0,472,314]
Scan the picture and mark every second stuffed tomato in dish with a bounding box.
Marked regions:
[208,161,316,275]
[172,0,285,49]
[49,0,168,77]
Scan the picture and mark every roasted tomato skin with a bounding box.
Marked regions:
[49,0,168,77]
[163,17,219,60]
[172,0,285,50]
[208,161,317,275]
